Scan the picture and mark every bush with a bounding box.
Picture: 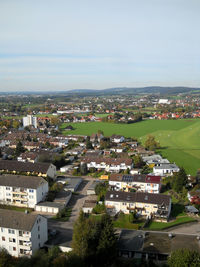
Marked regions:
[92,204,106,214]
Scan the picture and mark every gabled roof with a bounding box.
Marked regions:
[105,191,170,206]
[0,160,52,173]
[0,209,40,231]
[0,174,47,189]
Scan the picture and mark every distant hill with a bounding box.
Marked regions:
[65,86,200,96]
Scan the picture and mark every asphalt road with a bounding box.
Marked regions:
[48,178,93,230]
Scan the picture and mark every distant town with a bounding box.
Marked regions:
[0,90,200,266]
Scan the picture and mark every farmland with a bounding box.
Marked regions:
[61,119,200,175]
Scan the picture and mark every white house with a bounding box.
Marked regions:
[110,135,125,143]
[153,164,180,176]
[0,175,48,208]
[105,191,171,219]
[109,174,161,194]
[0,209,48,257]
[82,157,133,173]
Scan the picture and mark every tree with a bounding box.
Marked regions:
[96,214,117,264]
[144,135,160,151]
[80,163,88,175]
[15,141,25,156]
[72,211,117,266]
[133,155,145,168]
[0,248,14,267]
[172,167,188,193]
[12,120,20,129]
[50,117,60,126]
[72,210,90,258]
[168,248,200,267]
[86,140,93,150]
[97,130,104,135]
[95,182,108,201]
[26,134,32,142]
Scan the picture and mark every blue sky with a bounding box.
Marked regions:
[0,0,200,91]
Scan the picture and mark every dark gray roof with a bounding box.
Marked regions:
[0,175,47,189]
[118,230,200,255]
[118,230,144,251]
[64,178,82,190]
[36,201,64,208]
[0,160,52,173]
[0,209,39,231]
[106,191,170,206]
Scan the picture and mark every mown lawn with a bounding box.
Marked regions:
[146,216,196,230]
[61,119,200,175]
[0,204,33,213]
[113,214,144,230]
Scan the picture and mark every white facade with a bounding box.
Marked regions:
[153,164,180,176]
[0,178,48,208]
[86,161,132,173]
[0,213,47,257]
[109,180,160,194]
[23,115,37,128]
[46,164,57,179]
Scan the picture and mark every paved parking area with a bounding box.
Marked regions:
[48,178,93,231]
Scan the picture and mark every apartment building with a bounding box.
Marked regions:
[23,115,37,128]
[109,174,161,194]
[0,209,47,257]
[0,160,56,180]
[82,157,133,173]
[105,191,171,219]
[0,175,48,208]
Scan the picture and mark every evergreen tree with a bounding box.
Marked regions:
[72,210,90,258]
[97,214,117,264]
[15,141,25,156]
[168,248,200,267]
[172,167,188,193]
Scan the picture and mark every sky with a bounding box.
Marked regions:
[0,0,200,91]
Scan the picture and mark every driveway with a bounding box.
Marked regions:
[48,178,94,231]
[165,221,200,235]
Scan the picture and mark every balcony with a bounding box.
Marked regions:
[127,206,135,211]
[12,192,28,195]
[13,196,28,200]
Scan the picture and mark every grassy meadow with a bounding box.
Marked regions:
[61,119,200,175]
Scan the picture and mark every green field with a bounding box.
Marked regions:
[61,119,200,175]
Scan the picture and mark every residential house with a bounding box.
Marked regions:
[109,174,161,194]
[105,191,171,219]
[82,157,133,173]
[0,209,47,257]
[142,155,170,168]
[110,135,125,143]
[0,175,48,208]
[0,160,56,180]
[153,164,179,176]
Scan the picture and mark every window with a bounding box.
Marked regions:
[29,195,34,199]
[13,247,16,251]
[2,236,5,241]
[1,228,4,232]
[8,229,15,234]
[6,187,10,190]
[29,189,34,193]
[38,234,40,239]
[38,226,40,231]
[9,238,16,243]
